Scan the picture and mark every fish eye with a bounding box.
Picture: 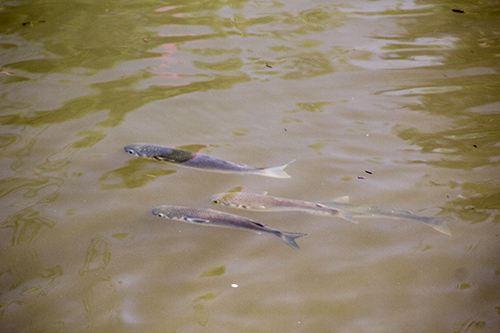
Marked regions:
[127,150,134,155]
[157,213,165,217]
[212,200,220,204]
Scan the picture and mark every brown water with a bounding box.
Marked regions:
[1,0,499,331]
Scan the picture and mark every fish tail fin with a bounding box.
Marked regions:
[424,216,452,235]
[338,211,360,224]
[279,231,307,250]
[258,160,295,178]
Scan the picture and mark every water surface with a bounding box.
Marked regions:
[1,0,499,331]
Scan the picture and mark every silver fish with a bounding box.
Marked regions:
[151,205,307,250]
[211,191,452,235]
[124,143,293,178]
[317,199,452,235]
[210,191,358,223]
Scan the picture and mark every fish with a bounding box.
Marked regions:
[124,143,293,178]
[151,205,307,250]
[317,199,452,235]
[210,191,452,235]
[210,191,359,223]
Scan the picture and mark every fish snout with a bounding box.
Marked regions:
[151,208,167,218]
[124,143,148,156]
[209,194,225,205]
[124,147,139,156]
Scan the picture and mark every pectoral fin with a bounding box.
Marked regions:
[185,217,210,224]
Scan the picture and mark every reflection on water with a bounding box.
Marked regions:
[2,209,55,247]
[99,159,176,190]
[0,133,21,149]
[192,292,223,327]
[286,102,332,113]
[1,0,499,330]
[278,51,334,79]
[391,73,500,224]
[82,277,116,328]
[200,265,227,277]
[396,112,500,170]
[80,238,111,275]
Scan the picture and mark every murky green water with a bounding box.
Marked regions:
[1,0,499,331]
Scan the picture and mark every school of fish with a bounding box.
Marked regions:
[123,142,453,251]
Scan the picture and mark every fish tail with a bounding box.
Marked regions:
[279,231,307,250]
[424,216,452,235]
[258,160,295,178]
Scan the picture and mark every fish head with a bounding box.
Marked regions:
[151,205,172,219]
[210,186,245,205]
[124,143,149,157]
[210,193,225,205]
[210,195,255,210]
[151,205,189,220]
[209,193,239,207]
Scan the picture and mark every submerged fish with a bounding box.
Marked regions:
[318,200,452,235]
[124,143,293,178]
[210,191,358,223]
[211,191,452,235]
[151,205,307,250]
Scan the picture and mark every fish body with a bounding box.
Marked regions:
[210,191,348,220]
[124,143,293,178]
[151,205,306,250]
[317,201,452,235]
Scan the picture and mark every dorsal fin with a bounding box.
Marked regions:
[332,196,349,203]
[174,143,209,153]
[214,186,245,203]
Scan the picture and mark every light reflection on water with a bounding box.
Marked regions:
[1,0,499,331]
